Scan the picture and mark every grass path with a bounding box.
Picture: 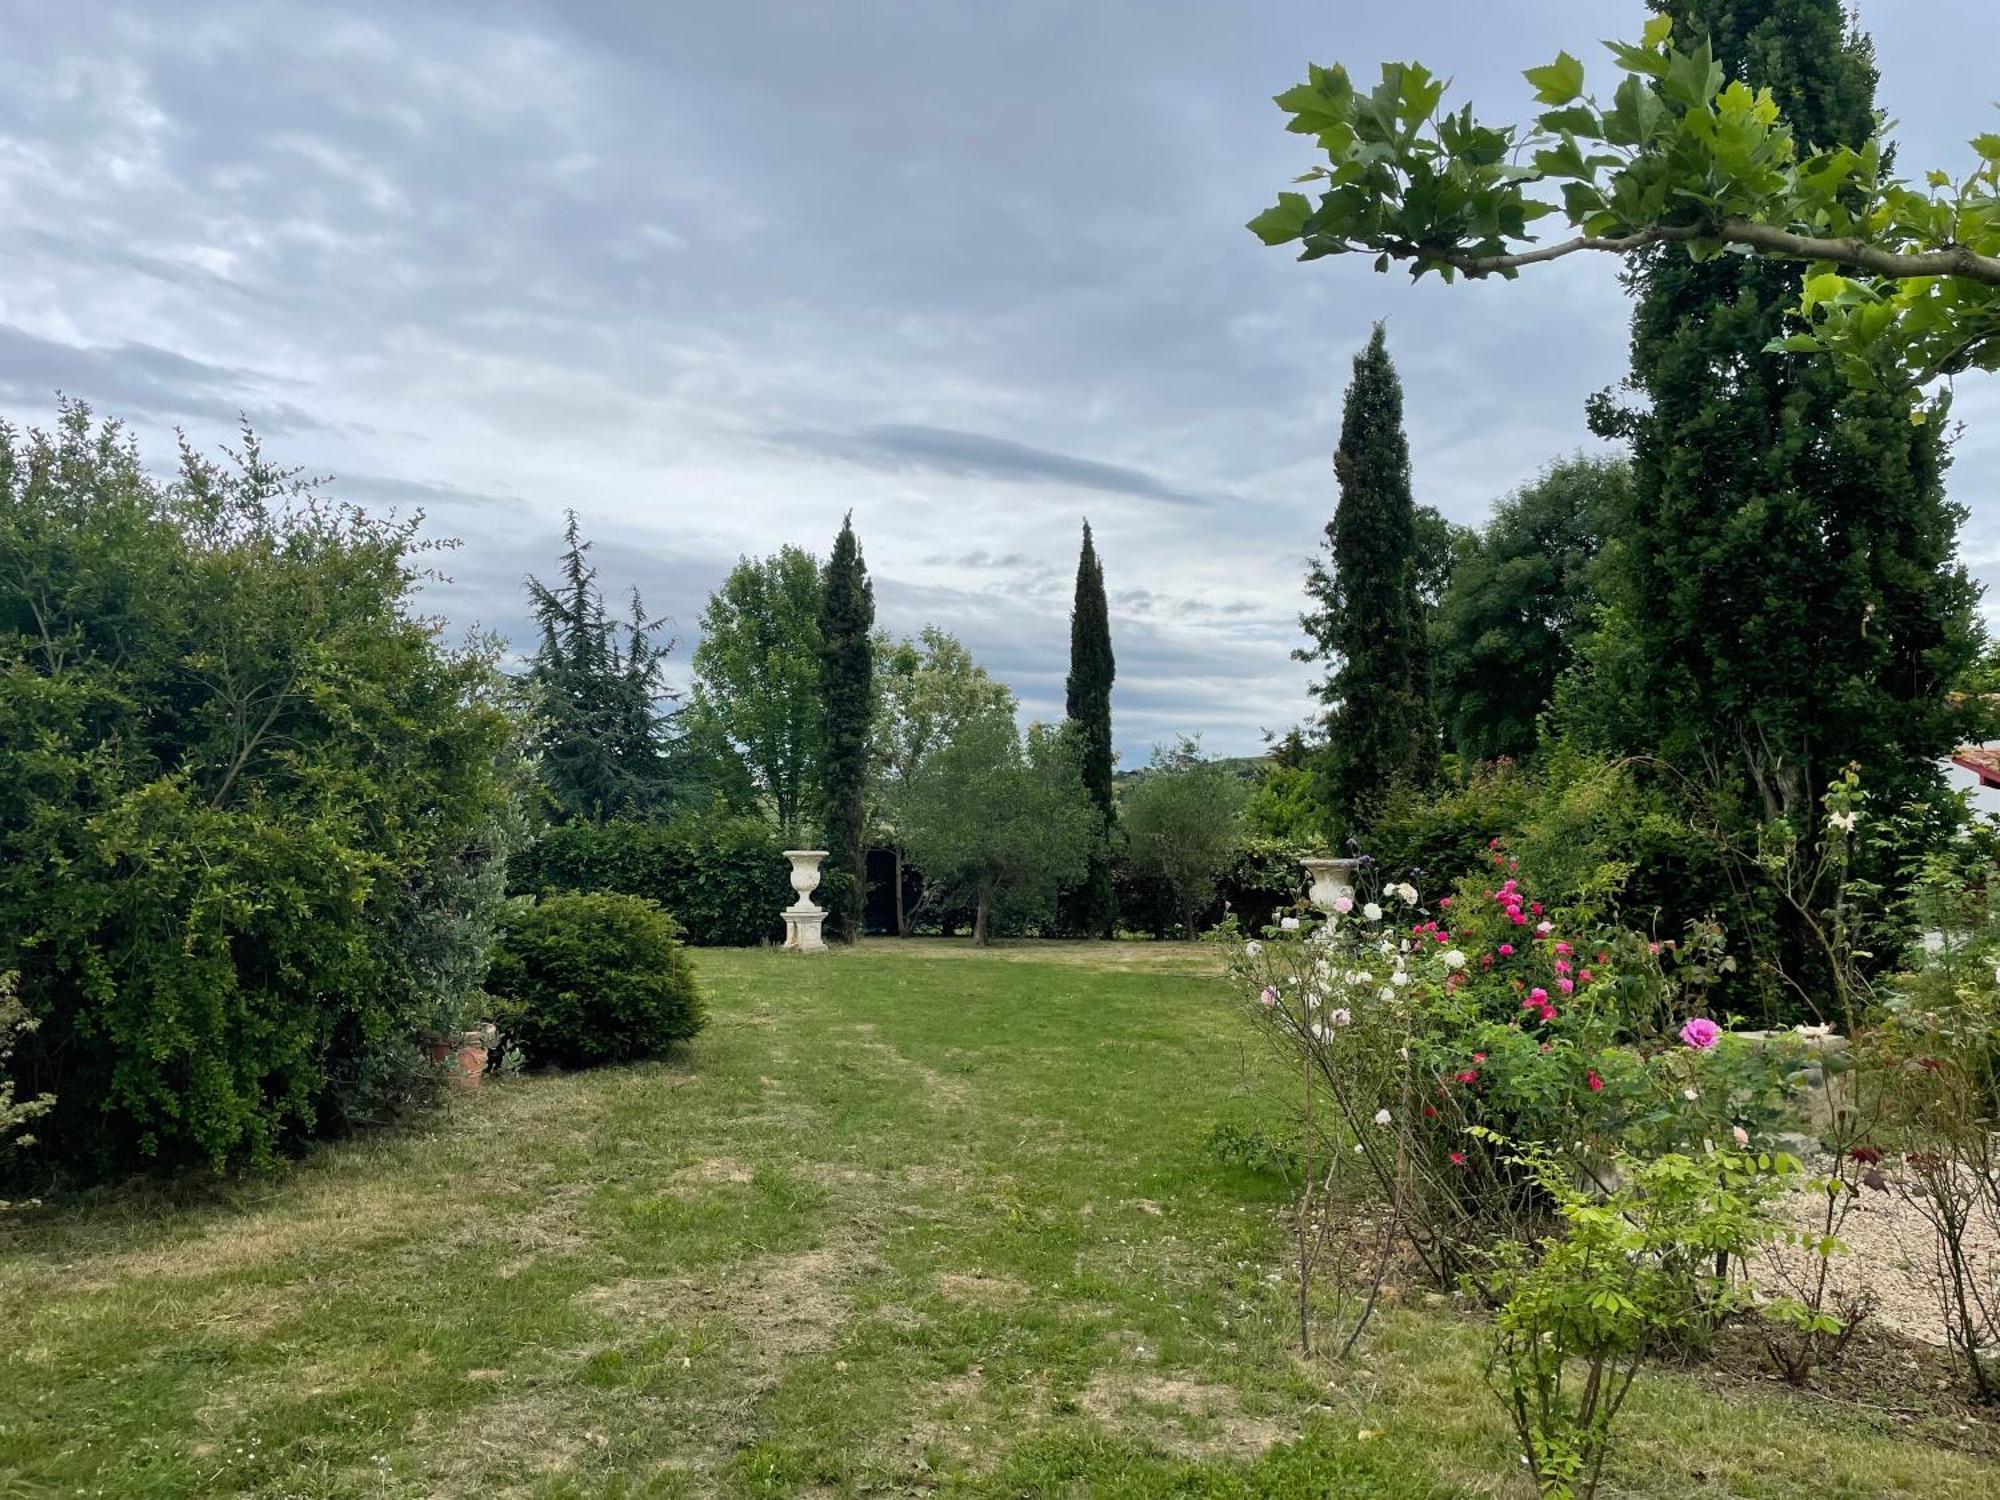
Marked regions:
[1,940,1996,1497]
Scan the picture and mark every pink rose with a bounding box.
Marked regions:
[1679,1017,1721,1051]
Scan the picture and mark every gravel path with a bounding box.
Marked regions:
[1758,1159,2000,1349]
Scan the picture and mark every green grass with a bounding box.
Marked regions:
[0,939,1994,1497]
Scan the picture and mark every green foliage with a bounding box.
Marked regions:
[486,892,706,1068]
[1432,456,1628,763]
[689,546,825,839]
[1064,521,1119,936]
[871,626,1015,935]
[522,511,679,823]
[1301,325,1437,844]
[507,807,789,947]
[1560,2,1984,1004]
[0,403,521,1178]
[1242,731,1323,842]
[818,515,874,942]
[1482,1144,1788,1498]
[0,973,52,1209]
[1251,17,2000,396]
[896,713,1096,944]
[1121,738,1247,936]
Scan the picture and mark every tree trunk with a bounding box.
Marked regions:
[973,879,993,946]
[893,846,909,937]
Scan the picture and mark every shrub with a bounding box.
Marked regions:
[487,892,706,1068]
[1482,1144,1784,1500]
[0,405,520,1180]
[509,807,789,946]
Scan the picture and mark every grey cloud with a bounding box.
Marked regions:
[1,0,1992,760]
[780,424,1216,508]
[0,325,322,434]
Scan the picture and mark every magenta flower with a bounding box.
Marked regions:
[1679,1017,1721,1051]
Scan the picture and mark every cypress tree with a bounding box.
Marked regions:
[1064,520,1118,937]
[1301,323,1436,843]
[1577,0,1982,1001]
[819,513,874,942]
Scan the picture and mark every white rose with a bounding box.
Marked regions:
[1280,916,1301,931]
[1443,949,1466,970]
[1330,1008,1351,1026]
[1362,902,1383,922]
[1244,941,1262,957]
[1377,987,1395,1002]
[1395,882,1418,905]
[1373,1108,1392,1127]
[1391,970,1409,987]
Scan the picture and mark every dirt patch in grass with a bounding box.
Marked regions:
[848,1023,970,1108]
[937,1270,1029,1306]
[1080,1368,1290,1461]
[577,1238,876,1379]
[668,1158,756,1188]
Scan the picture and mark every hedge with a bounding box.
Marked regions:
[508,808,790,947]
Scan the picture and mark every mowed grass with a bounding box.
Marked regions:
[1,940,1995,1499]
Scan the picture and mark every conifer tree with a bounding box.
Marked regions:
[1064,520,1117,936]
[1300,324,1436,843]
[1575,0,1981,972]
[524,511,676,822]
[819,513,874,942]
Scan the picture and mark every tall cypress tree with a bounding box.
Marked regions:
[1064,520,1117,937]
[1301,324,1436,843]
[819,513,874,942]
[1577,0,1981,992]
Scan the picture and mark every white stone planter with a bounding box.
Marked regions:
[1299,856,1362,922]
[781,849,829,953]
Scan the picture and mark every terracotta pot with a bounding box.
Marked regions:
[428,1028,493,1088]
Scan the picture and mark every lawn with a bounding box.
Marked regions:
[1,940,1995,1498]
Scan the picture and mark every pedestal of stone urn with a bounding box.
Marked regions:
[781,849,829,953]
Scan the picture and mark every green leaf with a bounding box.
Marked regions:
[1247,192,1314,246]
[1524,50,1585,106]
[1972,132,2000,163]
[1641,15,1674,49]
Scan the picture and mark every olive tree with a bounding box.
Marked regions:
[1121,738,1248,938]
[895,711,1095,945]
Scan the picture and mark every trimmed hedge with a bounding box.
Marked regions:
[508,808,790,947]
[487,892,706,1067]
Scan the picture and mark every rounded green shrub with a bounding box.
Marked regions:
[487,893,706,1068]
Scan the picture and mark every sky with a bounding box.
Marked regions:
[3,1,1998,766]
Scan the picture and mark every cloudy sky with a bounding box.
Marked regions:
[3,1,1997,764]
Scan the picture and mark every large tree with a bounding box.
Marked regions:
[523,512,677,823]
[688,547,825,840]
[818,514,874,942]
[1300,324,1437,843]
[1577,0,1980,827]
[1432,456,1630,764]
[872,627,1014,936]
[1064,521,1118,936]
[897,714,1095,946]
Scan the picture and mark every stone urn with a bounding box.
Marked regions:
[781,849,829,953]
[1299,857,1362,922]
